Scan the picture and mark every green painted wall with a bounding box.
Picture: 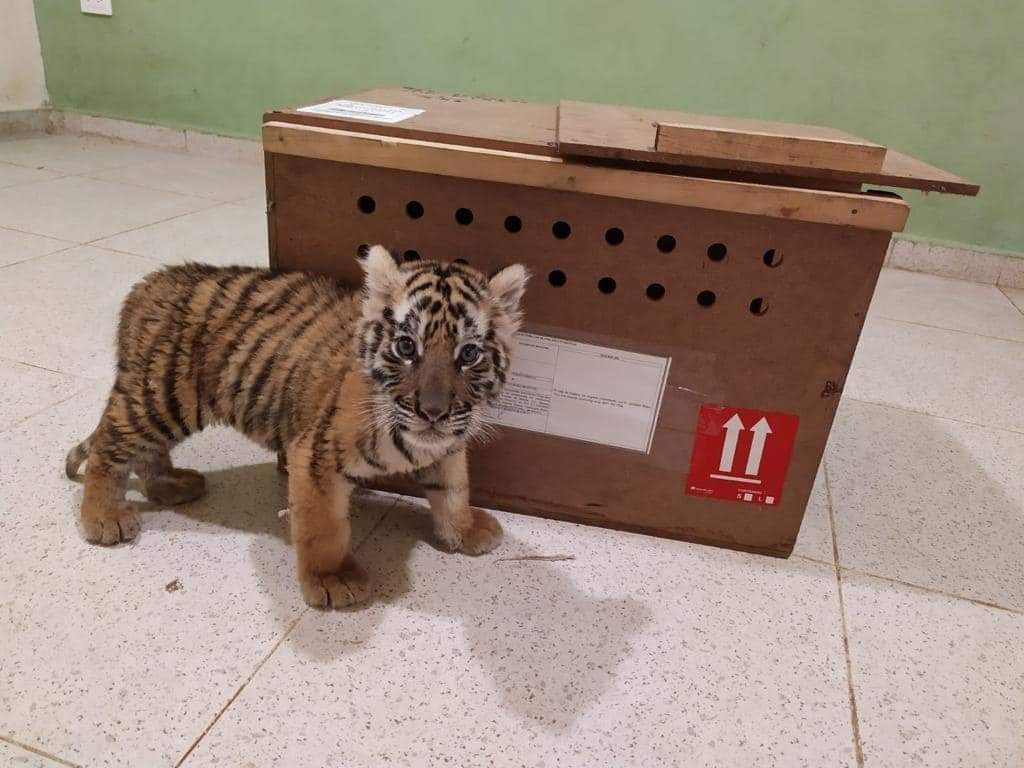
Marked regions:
[33,0,1023,254]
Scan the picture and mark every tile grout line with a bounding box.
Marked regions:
[0,379,101,439]
[846,396,1024,438]
[82,199,233,249]
[0,734,80,768]
[0,241,82,272]
[837,566,1024,617]
[172,610,308,768]
[999,286,1024,317]
[873,313,1024,346]
[823,461,866,768]
[172,505,395,767]
[0,353,98,379]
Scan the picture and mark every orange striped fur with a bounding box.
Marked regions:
[66,246,528,608]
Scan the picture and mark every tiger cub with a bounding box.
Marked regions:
[65,246,528,608]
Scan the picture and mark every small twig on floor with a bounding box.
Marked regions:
[495,554,576,563]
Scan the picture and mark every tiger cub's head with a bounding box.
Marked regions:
[357,245,528,445]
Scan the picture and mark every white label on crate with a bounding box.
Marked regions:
[487,332,671,453]
[297,99,424,123]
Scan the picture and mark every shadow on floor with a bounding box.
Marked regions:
[137,460,651,731]
[827,399,1024,611]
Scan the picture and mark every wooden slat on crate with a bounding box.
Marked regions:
[654,119,886,174]
[556,99,978,195]
[262,121,909,232]
[559,100,884,173]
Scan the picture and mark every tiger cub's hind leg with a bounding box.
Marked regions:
[79,418,142,545]
[136,447,206,507]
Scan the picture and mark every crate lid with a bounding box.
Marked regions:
[266,87,977,196]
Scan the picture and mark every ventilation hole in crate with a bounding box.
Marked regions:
[646,283,666,301]
[598,277,617,294]
[656,235,676,253]
[707,242,727,261]
[357,243,370,258]
[763,248,783,267]
[405,200,424,219]
[552,221,572,239]
[453,258,469,265]
[357,195,376,214]
[548,269,567,287]
[749,297,770,315]
[504,215,523,233]
[697,290,716,307]
[455,207,474,225]
[605,227,624,246]
[402,250,420,262]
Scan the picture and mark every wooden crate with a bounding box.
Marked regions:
[261,88,975,556]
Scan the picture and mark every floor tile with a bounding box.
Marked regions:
[870,268,1024,342]
[791,469,834,563]
[843,572,1024,768]
[0,246,155,379]
[0,740,67,768]
[184,499,856,768]
[89,153,264,202]
[1003,287,1024,314]
[0,226,72,268]
[184,131,262,164]
[0,176,214,243]
[846,316,1024,433]
[0,161,62,190]
[828,399,1024,611]
[235,194,268,211]
[95,204,268,267]
[0,358,85,434]
[0,135,178,176]
[0,385,394,768]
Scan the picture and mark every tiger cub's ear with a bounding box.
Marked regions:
[488,264,529,315]
[358,245,402,298]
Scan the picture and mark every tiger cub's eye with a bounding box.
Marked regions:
[395,337,417,360]
[458,344,481,367]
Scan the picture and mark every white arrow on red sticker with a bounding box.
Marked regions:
[744,417,774,476]
[718,413,745,472]
[717,414,773,477]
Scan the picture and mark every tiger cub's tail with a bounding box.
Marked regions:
[64,433,93,479]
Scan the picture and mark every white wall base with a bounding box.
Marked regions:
[51,110,262,164]
[886,238,1024,289]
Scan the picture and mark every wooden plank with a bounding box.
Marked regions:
[560,100,885,173]
[654,119,886,174]
[267,86,557,155]
[864,150,979,196]
[268,88,976,196]
[556,99,977,195]
[262,121,909,232]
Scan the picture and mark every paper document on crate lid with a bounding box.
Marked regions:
[297,99,425,123]
[486,332,671,453]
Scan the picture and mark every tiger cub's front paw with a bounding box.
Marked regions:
[439,508,503,555]
[298,559,371,609]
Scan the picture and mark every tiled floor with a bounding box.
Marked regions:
[1,134,1022,767]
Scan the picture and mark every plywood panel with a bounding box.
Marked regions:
[559,100,883,171]
[266,154,891,555]
[263,121,909,232]
[654,118,886,173]
[269,88,977,195]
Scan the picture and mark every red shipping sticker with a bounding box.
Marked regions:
[686,404,800,506]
